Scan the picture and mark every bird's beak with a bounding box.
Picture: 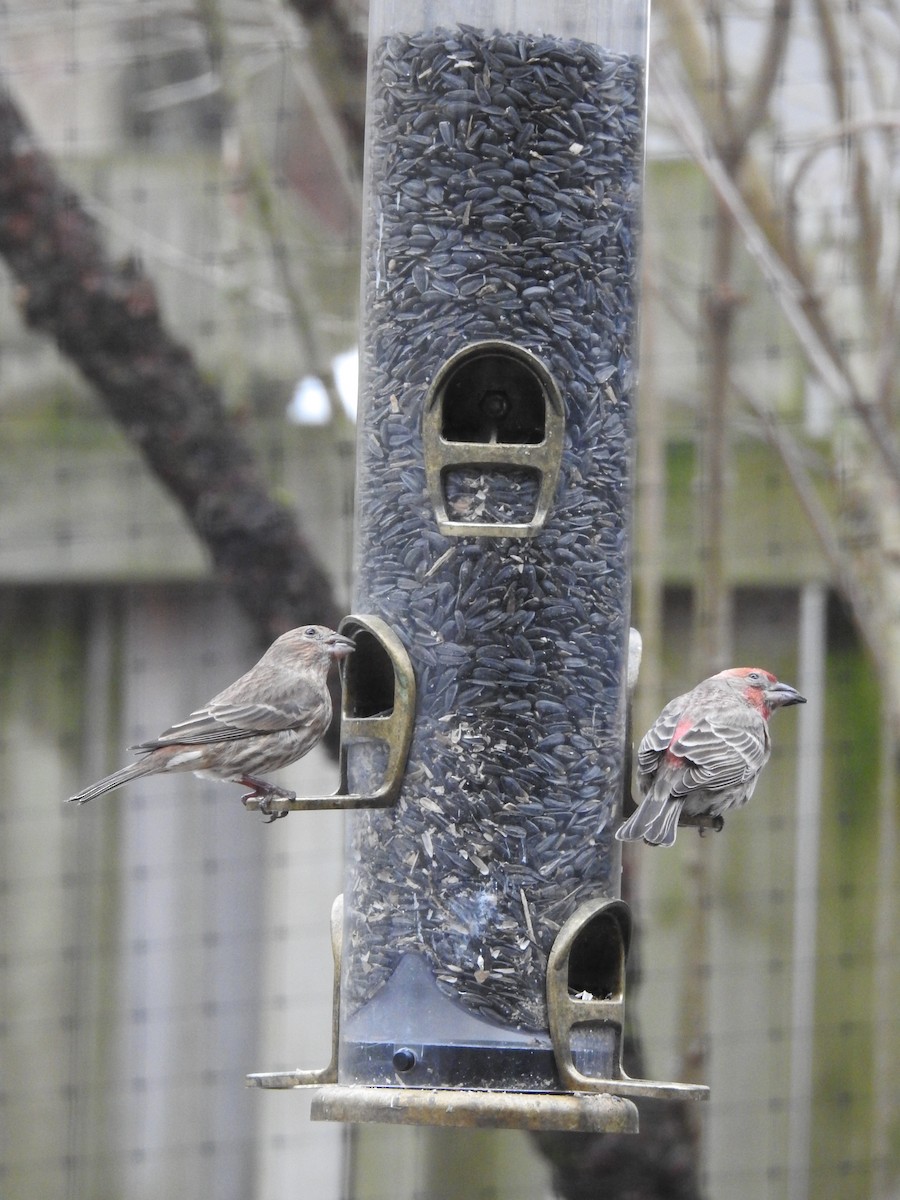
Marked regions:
[328,633,356,660]
[767,681,806,708]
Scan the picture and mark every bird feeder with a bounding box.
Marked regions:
[249,0,709,1129]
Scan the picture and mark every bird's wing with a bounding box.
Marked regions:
[208,683,326,732]
[671,716,769,795]
[636,694,686,781]
[134,679,327,748]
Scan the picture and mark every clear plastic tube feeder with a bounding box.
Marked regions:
[249,0,709,1131]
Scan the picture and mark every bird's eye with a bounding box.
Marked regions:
[304,626,317,636]
[748,671,761,683]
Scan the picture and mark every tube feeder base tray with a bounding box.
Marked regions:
[310,1084,639,1133]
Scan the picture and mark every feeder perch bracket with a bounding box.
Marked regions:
[248,894,343,1089]
[547,897,709,1101]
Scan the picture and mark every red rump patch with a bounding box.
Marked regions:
[666,714,694,763]
[672,714,694,742]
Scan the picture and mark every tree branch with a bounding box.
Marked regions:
[197,0,350,420]
[652,268,891,697]
[811,0,881,296]
[0,86,342,647]
[283,0,367,173]
[731,0,793,153]
[653,56,900,489]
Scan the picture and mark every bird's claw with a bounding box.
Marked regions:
[241,791,292,822]
[697,815,725,837]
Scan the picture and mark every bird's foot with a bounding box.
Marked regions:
[259,800,290,824]
[680,811,726,836]
[241,792,292,823]
[239,778,296,823]
[696,815,725,837]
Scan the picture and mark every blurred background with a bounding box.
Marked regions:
[0,1,898,1198]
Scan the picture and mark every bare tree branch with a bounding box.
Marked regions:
[731,0,793,153]
[655,0,793,164]
[283,0,367,172]
[653,55,900,489]
[0,86,342,648]
[811,0,882,295]
[653,257,897,722]
[706,0,735,153]
[265,0,362,219]
[196,0,349,419]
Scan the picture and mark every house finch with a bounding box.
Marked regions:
[616,667,806,847]
[68,624,355,820]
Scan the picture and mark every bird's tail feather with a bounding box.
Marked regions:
[616,802,656,842]
[640,798,684,846]
[616,795,685,847]
[68,760,154,804]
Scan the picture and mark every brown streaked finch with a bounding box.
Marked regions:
[616,667,806,847]
[68,624,355,820]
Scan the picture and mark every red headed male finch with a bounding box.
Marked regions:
[616,667,806,847]
[69,624,354,819]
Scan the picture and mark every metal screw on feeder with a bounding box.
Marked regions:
[248,0,710,1129]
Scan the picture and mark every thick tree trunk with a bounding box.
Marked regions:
[0,89,341,647]
[532,1096,701,1200]
[530,856,704,1200]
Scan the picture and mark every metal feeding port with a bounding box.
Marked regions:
[242,614,415,816]
[423,341,565,539]
[547,899,709,1101]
